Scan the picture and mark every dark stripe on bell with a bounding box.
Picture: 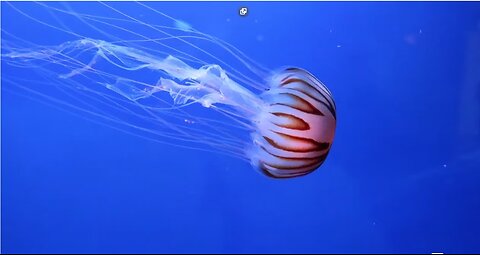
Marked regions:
[263,132,330,153]
[259,162,313,179]
[260,145,326,161]
[260,164,279,178]
[273,93,324,116]
[259,160,324,179]
[285,87,335,118]
[260,166,312,179]
[280,78,336,119]
[260,150,332,178]
[281,70,333,102]
[263,158,324,171]
[271,112,310,131]
[280,75,293,83]
[260,145,327,170]
[285,67,300,72]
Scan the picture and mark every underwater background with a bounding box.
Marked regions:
[2,1,480,253]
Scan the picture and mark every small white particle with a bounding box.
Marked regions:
[443,164,447,168]
[336,44,342,48]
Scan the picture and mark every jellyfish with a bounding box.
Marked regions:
[1,2,336,178]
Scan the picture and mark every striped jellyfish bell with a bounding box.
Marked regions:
[250,67,337,178]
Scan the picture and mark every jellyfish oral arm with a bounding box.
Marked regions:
[4,38,262,114]
[157,63,263,113]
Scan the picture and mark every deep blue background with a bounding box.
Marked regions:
[2,2,480,253]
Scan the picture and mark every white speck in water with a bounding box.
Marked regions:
[419,29,423,34]
[256,34,264,42]
[329,29,333,33]
[443,164,447,168]
[226,18,231,22]
[336,44,342,48]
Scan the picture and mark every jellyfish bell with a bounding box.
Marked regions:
[249,67,337,178]
[1,2,336,179]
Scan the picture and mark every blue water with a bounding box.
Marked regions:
[2,1,480,254]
